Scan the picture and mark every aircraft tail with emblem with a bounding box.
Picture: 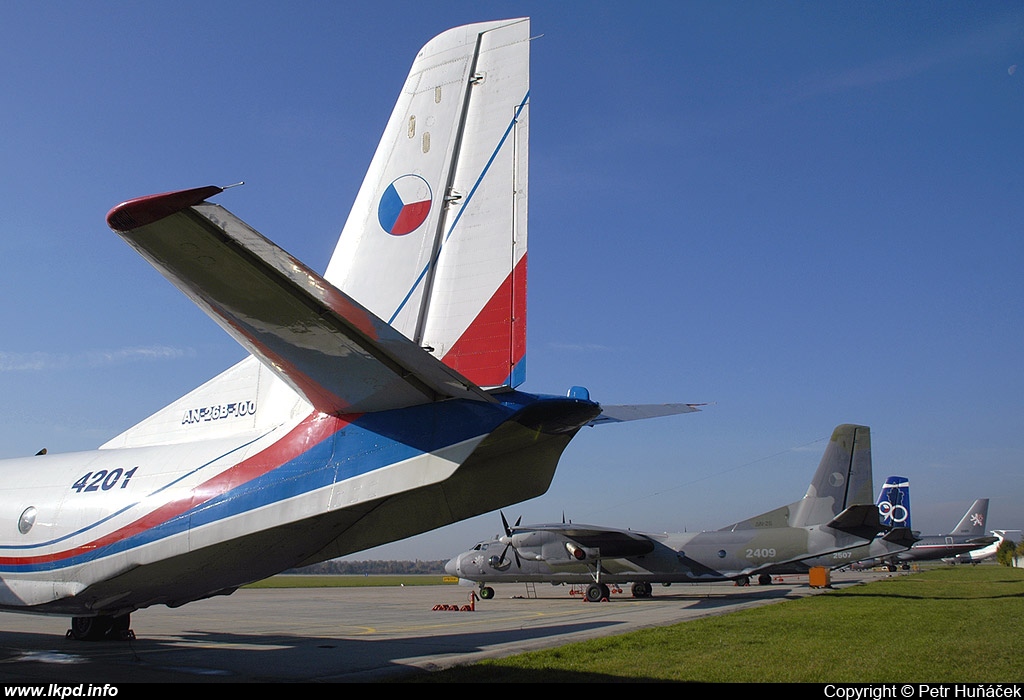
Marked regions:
[875,476,917,549]
[103,17,694,450]
[876,476,911,531]
[102,19,534,448]
[325,18,530,391]
[951,498,989,538]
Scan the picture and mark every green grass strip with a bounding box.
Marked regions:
[407,566,1024,683]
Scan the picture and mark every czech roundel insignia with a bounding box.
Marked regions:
[378,175,432,236]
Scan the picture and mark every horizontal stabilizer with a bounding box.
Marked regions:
[589,403,703,426]
[826,503,881,541]
[881,527,918,548]
[107,188,495,414]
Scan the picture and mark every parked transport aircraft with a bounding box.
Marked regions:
[0,18,698,640]
[865,498,997,570]
[446,424,888,601]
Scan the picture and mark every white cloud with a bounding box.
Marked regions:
[0,345,195,372]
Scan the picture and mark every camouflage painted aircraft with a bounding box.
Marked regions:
[446,424,889,601]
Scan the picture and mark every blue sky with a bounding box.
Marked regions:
[1,2,1021,560]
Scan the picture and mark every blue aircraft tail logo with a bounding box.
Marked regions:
[877,476,911,529]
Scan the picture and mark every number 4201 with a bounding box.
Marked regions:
[71,467,139,493]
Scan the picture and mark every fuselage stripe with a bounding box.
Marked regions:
[0,413,351,571]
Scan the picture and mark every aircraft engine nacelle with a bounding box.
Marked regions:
[564,542,598,562]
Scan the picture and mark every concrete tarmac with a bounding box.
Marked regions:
[0,572,886,683]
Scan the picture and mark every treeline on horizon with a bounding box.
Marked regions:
[289,559,448,575]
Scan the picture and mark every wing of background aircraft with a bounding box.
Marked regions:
[509,522,656,558]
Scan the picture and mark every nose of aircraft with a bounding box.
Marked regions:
[444,557,458,576]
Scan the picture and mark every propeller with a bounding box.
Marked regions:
[488,511,523,570]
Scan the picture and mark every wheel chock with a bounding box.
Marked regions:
[433,593,477,612]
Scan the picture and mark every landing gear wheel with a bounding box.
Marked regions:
[585,583,609,602]
[631,582,653,598]
[68,613,132,641]
[479,586,494,600]
[758,574,773,585]
[735,576,750,587]
[70,616,110,641]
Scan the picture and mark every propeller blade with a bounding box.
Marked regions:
[497,511,525,568]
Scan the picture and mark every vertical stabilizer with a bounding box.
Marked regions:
[725,424,873,531]
[789,424,873,528]
[877,476,911,530]
[951,498,988,536]
[325,18,530,390]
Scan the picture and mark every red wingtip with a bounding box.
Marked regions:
[106,185,224,232]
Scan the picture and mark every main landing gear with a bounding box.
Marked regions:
[68,614,134,641]
[585,582,610,602]
[735,574,776,587]
[631,582,653,598]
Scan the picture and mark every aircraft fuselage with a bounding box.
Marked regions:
[447,522,872,585]
[1,392,599,616]
[895,535,999,562]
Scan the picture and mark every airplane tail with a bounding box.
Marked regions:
[726,424,874,532]
[103,19,532,447]
[877,476,911,530]
[324,18,531,391]
[951,498,989,537]
[789,424,874,529]
[876,476,916,547]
